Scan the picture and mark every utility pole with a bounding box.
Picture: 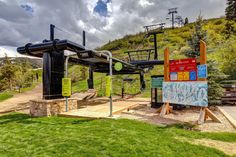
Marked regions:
[168,8,178,29]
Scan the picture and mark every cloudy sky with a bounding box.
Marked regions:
[0,0,226,49]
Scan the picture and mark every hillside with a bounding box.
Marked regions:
[71,17,236,98]
[99,17,235,76]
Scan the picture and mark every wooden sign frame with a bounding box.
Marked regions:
[158,40,221,124]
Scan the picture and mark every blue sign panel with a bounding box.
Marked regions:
[190,71,197,81]
[198,64,207,78]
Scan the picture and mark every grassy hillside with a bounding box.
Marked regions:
[71,18,236,98]
[100,18,235,60]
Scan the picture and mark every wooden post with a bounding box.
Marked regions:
[198,40,221,124]
[157,48,172,116]
[164,48,170,82]
[199,40,207,81]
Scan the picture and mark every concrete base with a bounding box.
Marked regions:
[29,98,78,117]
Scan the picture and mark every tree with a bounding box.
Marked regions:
[80,66,87,80]
[0,55,17,91]
[207,60,226,104]
[225,0,236,38]
[184,17,189,25]
[185,15,207,57]
[225,0,236,21]
[220,38,236,79]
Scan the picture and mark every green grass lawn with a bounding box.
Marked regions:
[1,113,236,157]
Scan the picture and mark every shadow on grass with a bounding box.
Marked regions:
[0,113,95,125]
[0,113,31,124]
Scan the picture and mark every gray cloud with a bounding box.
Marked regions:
[0,0,226,49]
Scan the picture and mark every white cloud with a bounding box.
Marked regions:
[0,0,227,50]
[139,0,154,7]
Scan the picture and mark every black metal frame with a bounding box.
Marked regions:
[17,24,165,100]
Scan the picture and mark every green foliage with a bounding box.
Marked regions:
[185,15,207,57]
[224,20,236,38]
[0,55,35,93]
[207,60,226,104]
[0,56,17,91]
[0,113,235,156]
[220,37,236,79]
[68,65,88,83]
[225,0,236,21]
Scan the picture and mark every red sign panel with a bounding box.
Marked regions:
[169,58,197,81]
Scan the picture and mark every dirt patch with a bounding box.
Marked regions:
[194,138,236,156]
[176,136,236,156]
[0,84,42,113]
[120,105,236,132]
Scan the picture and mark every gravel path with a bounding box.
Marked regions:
[0,84,42,113]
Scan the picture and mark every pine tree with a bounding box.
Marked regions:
[184,17,189,25]
[225,0,236,38]
[207,60,226,104]
[185,15,207,57]
[225,0,236,21]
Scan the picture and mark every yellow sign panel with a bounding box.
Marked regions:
[62,78,71,97]
[178,72,184,81]
[183,72,189,80]
[178,72,190,81]
[105,76,111,97]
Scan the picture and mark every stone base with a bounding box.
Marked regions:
[30,98,78,117]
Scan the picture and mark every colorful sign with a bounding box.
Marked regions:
[162,81,208,107]
[114,62,123,71]
[198,64,207,78]
[151,77,164,88]
[62,78,71,97]
[169,58,197,81]
[105,76,112,97]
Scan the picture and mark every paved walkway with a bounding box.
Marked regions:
[0,84,42,113]
[218,106,236,128]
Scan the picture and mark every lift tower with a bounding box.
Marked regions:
[168,8,178,29]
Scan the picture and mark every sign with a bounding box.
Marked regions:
[62,78,71,97]
[106,76,112,97]
[170,72,178,81]
[162,81,208,107]
[151,77,164,88]
[198,64,207,78]
[190,71,197,81]
[114,62,123,71]
[169,58,197,81]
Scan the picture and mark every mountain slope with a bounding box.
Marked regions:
[99,18,235,61]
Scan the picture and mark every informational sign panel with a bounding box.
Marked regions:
[151,77,164,88]
[62,78,71,97]
[169,58,197,81]
[162,81,208,107]
[106,76,112,97]
[170,72,178,81]
[190,71,197,81]
[198,64,207,78]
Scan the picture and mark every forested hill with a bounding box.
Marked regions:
[99,17,236,79]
